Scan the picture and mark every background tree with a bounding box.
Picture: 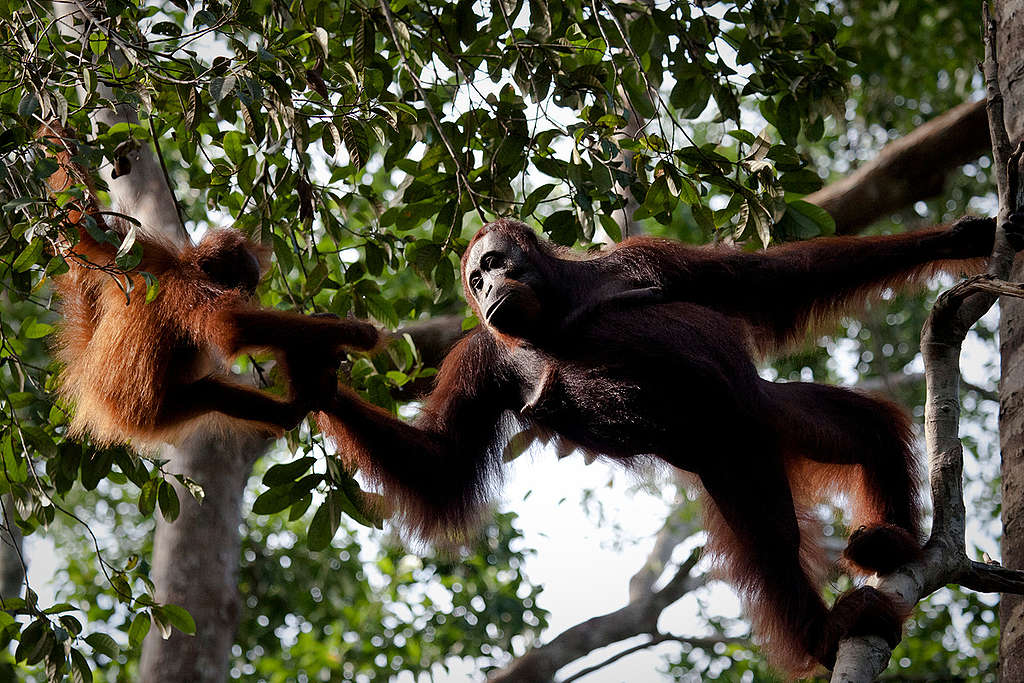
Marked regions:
[0,0,1017,680]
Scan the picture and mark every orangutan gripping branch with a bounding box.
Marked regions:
[317,215,1024,676]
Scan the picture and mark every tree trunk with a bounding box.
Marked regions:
[138,431,261,683]
[997,2,1024,679]
[0,496,23,601]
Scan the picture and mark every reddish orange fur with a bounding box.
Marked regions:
[41,123,380,449]
[317,215,1007,677]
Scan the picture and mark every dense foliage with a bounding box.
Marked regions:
[0,0,1003,680]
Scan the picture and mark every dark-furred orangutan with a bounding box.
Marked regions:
[317,215,1024,676]
[41,124,379,449]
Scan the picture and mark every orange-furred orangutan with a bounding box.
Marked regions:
[41,123,378,449]
[317,214,1024,676]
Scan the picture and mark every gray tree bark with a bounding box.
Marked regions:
[138,432,263,682]
[0,496,24,601]
[997,1,1024,679]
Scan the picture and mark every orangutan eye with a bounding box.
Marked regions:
[480,252,504,271]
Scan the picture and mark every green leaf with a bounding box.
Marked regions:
[364,243,385,276]
[336,482,379,528]
[7,392,33,409]
[642,175,678,215]
[782,200,836,238]
[21,425,56,457]
[18,619,50,664]
[17,92,39,119]
[159,604,196,636]
[23,321,53,339]
[88,32,108,56]
[521,183,555,216]
[621,68,656,119]
[692,202,715,233]
[776,94,800,144]
[222,131,244,166]
[151,608,172,640]
[671,77,712,119]
[263,457,315,487]
[128,613,151,649]
[805,114,824,142]
[779,169,823,194]
[209,76,236,102]
[59,615,82,637]
[12,240,43,272]
[338,116,369,168]
[32,157,59,181]
[85,632,119,659]
[151,21,182,37]
[138,479,158,516]
[70,648,93,683]
[543,211,577,245]
[43,603,76,615]
[289,494,313,521]
[252,486,295,515]
[141,272,160,303]
[307,496,341,551]
[157,481,180,522]
[599,214,622,242]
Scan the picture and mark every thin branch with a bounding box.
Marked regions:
[934,274,1024,312]
[982,1,1021,277]
[628,497,698,600]
[146,115,186,236]
[488,547,707,682]
[559,632,743,683]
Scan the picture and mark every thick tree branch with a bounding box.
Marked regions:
[807,99,990,236]
[396,314,465,369]
[831,12,1024,676]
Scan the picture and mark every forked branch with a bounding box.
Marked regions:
[830,5,1024,680]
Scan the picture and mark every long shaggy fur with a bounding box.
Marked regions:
[53,230,250,446]
[316,329,513,545]
[42,123,379,450]
[316,216,1002,677]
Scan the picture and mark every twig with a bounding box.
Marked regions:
[983,2,1020,277]
[147,116,187,239]
[559,632,743,683]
